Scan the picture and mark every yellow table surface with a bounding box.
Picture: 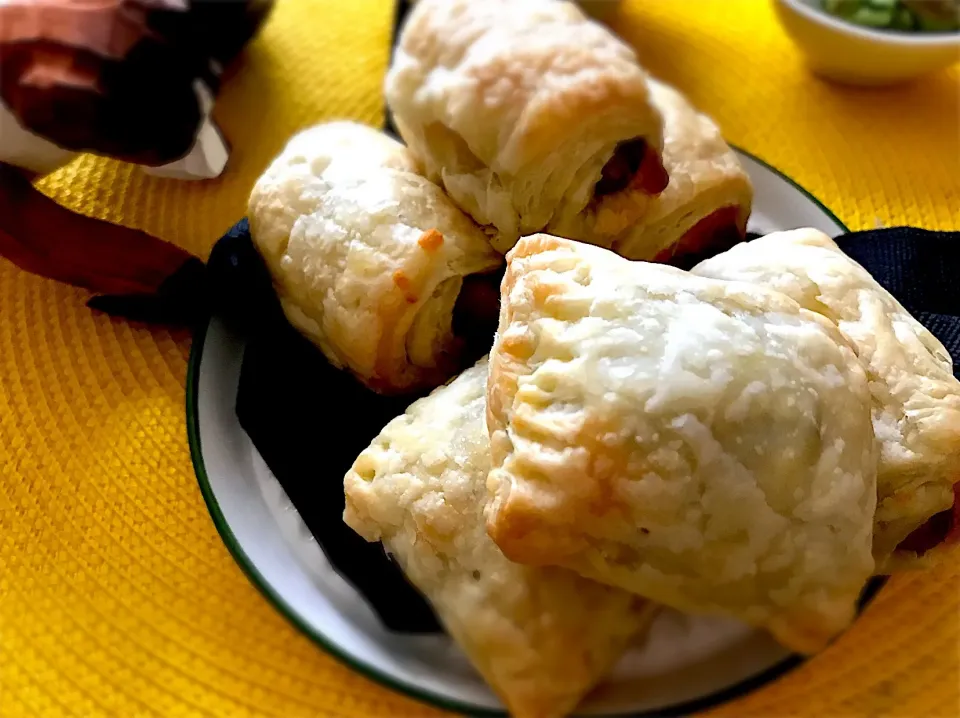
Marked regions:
[2,0,959,716]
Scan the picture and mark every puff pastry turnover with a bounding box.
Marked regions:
[248,121,503,394]
[344,359,655,718]
[485,234,878,654]
[385,0,667,254]
[693,228,960,571]
[612,80,753,265]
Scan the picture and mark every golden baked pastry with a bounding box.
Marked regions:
[485,234,878,654]
[385,0,667,253]
[692,228,960,571]
[612,80,753,265]
[248,121,503,394]
[344,359,656,718]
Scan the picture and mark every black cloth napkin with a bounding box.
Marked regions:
[204,220,443,632]
[180,224,959,634]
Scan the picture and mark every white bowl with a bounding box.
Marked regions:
[774,0,960,85]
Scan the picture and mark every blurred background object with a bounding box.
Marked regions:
[0,0,274,179]
[822,0,959,33]
[0,0,274,303]
[774,0,960,84]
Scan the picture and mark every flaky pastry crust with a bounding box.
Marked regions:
[613,80,753,261]
[344,359,655,718]
[693,228,960,570]
[485,234,877,654]
[248,121,502,393]
[386,0,665,253]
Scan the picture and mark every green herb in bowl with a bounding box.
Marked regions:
[822,0,959,32]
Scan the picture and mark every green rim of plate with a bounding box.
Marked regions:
[186,318,506,718]
[187,147,861,717]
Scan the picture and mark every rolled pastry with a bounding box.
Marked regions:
[485,234,878,654]
[385,0,667,254]
[248,121,503,394]
[692,228,960,571]
[344,359,655,718]
[612,80,753,266]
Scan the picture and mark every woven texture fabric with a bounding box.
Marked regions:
[1,0,958,716]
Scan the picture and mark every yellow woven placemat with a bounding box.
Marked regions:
[1,0,958,716]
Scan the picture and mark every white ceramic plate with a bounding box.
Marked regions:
[188,149,860,716]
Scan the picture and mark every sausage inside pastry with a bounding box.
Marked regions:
[385,0,667,254]
[612,80,753,267]
[485,234,877,654]
[248,121,503,393]
[344,359,656,718]
[692,228,960,571]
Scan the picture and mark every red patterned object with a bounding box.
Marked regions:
[0,0,274,166]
